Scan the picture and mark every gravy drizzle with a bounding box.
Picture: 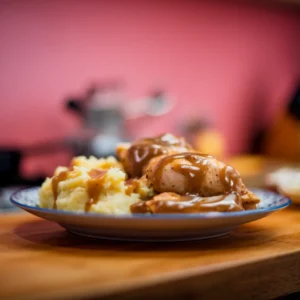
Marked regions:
[85,169,108,212]
[130,201,150,213]
[51,171,68,209]
[125,179,142,196]
[130,193,243,214]
[149,193,242,213]
[152,152,213,193]
[219,165,241,193]
[127,133,192,177]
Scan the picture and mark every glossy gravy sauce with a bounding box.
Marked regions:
[126,133,191,177]
[153,194,242,213]
[124,179,144,196]
[152,152,213,194]
[131,194,244,214]
[130,193,243,213]
[130,152,244,213]
[153,152,241,194]
[130,201,150,213]
[219,165,241,193]
[85,169,107,212]
[51,171,68,209]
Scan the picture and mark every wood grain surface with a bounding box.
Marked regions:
[1,208,300,300]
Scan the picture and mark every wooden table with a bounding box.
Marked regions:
[1,208,300,300]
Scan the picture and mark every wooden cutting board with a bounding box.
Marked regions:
[1,209,300,300]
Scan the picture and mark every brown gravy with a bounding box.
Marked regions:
[130,193,243,214]
[155,193,243,213]
[152,152,213,193]
[125,179,141,196]
[51,170,68,209]
[130,201,150,213]
[85,169,108,212]
[219,165,241,193]
[126,133,192,177]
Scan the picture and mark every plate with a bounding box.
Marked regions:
[11,187,291,241]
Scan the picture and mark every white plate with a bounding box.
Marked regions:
[11,187,291,241]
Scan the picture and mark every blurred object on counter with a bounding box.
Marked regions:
[228,154,300,190]
[65,83,174,157]
[124,89,174,119]
[263,84,300,161]
[248,85,269,155]
[181,117,225,159]
[0,145,67,187]
[0,186,23,213]
[266,168,300,204]
[66,81,126,157]
[228,155,266,178]
[146,90,173,117]
[228,155,268,188]
[0,150,22,187]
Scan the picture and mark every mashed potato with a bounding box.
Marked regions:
[70,155,123,170]
[39,156,153,214]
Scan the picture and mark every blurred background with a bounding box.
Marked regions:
[0,0,300,209]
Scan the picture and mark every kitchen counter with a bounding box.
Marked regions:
[1,208,300,299]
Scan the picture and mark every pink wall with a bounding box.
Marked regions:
[0,0,299,175]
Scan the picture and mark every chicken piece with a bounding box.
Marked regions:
[145,152,260,208]
[240,190,260,209]
[146,153,245,196]
[116,133,193,178]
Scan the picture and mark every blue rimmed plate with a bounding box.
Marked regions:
[11,187,291,241]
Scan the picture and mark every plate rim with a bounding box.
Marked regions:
[10,187,292,220]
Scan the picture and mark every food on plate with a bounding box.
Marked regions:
[39,133,260,214]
